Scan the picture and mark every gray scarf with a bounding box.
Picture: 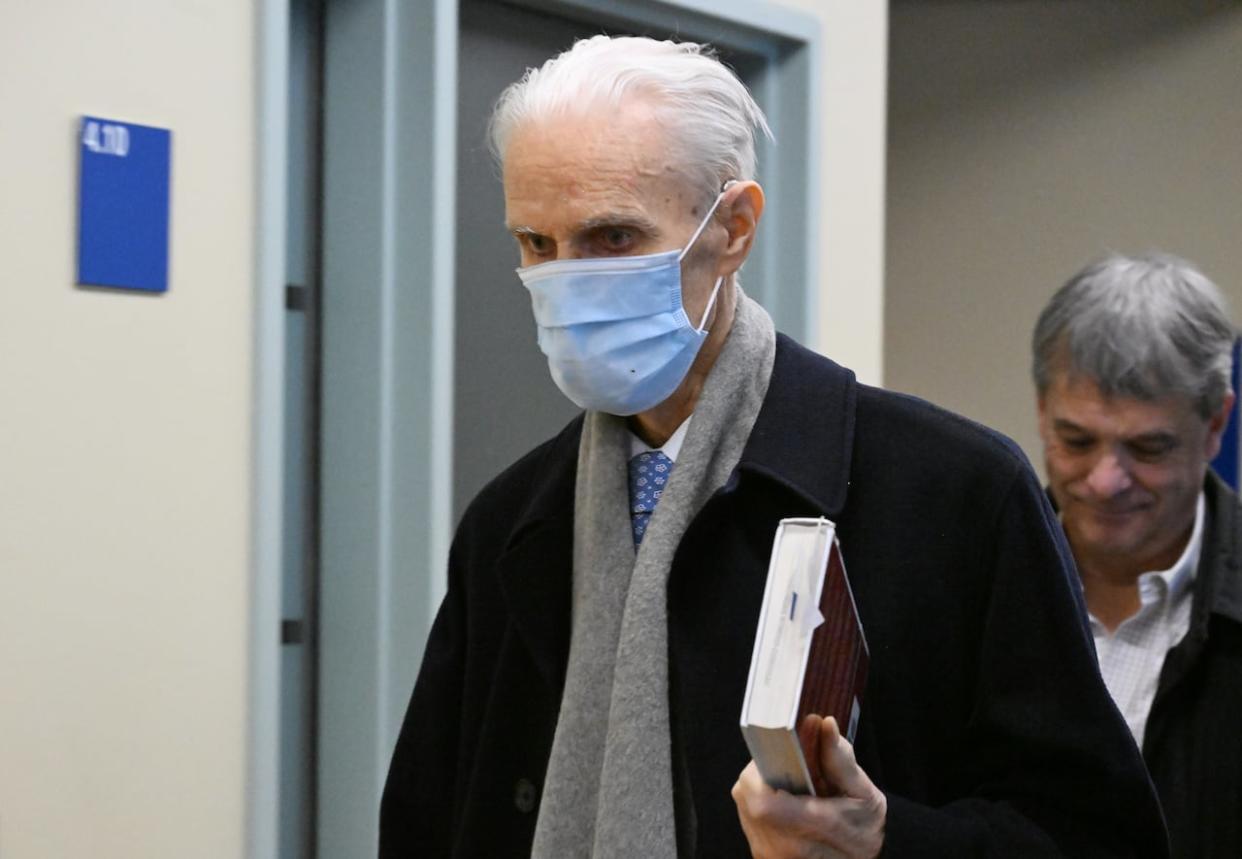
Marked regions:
[532,290,776,858]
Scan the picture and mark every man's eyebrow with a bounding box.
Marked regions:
[1051,418,1089,434]
[578,213,661,234]
[1051,418,1178,445]
[1127,431,1179,446]
[505,214,662,236]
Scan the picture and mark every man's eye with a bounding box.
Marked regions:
[1129,441,1174,462]
[525,234,553,255]
[594,227,636,253]
[516,233,556,262]
[1061,437,1094,452]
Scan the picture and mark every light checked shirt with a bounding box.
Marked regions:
[1088,492,1204,748]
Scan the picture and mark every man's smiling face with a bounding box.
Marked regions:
[1039,372,1227,574]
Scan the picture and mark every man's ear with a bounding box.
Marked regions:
[1204,390,1236,460]
[716,180,765,278]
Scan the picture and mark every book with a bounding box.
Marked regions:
[739,517,869,797]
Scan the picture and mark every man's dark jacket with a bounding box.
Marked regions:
[380,335,1167,857]
[1143,470,1242,858]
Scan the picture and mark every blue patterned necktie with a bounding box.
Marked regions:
[628,450,675,546]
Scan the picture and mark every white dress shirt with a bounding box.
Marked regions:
[1088,493,1204,748]
[628,416,692,463]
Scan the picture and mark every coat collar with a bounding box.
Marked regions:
[732,334,858,518]
[498,334,860,535]
[1150,469,1242,710]
[1195,469,1242,627]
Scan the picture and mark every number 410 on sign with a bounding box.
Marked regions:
[82,119,129,157]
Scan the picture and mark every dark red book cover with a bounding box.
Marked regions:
[795,540,869,796]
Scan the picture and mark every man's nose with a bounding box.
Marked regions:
[1084,452,1132,498]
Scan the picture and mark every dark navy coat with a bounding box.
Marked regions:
[380,335,1168,858]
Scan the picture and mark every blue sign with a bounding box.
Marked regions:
[77,116,171,293]
[1210,336,1241,491]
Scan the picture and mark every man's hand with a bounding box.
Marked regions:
[731,715,886,859]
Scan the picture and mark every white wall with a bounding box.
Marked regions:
[0,3,257,857]
[886,0,1242,470]
[779,0,889,385]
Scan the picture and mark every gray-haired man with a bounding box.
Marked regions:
[1033,253,1242,858]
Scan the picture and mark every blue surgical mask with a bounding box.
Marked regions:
[516,188,729,416]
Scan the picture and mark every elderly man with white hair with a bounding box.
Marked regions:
[380,36,1166,858]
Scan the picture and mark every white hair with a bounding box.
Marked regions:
[489,35,773,201]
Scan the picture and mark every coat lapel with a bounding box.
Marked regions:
[733,334,858,517]
[1200,470,1242,625]
[496,417,582,691]
[1155,470,1242,701]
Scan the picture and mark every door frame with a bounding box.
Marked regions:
[250,1,289,858]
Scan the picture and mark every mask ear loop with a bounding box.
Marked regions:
[682,180,738,333]
[696,276,724,332]
[678,180,737,263]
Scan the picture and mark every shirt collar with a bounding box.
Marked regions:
[629,415,692,462]
[1089,492,1205,630]
[504,335,860,534]
[1161,491,1205,603]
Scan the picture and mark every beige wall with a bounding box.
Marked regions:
[0,1,884,854]
[886,0,1242,473]
[778,0,889,385]
[0,3,256,857]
